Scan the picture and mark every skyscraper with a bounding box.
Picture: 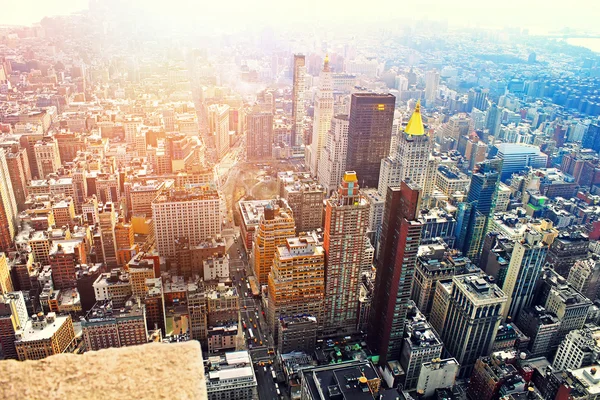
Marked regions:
[346,93,395,188]
[318,114,349,196]
[291,54,306,147]
[488,143,548,182]
[368,181,423,364]
[246,111,273,160]
[323,172,370,336]
[207,104,230,160]
[0,148,18,253]
[456,160,500,262]
[307,55,334,177]
[435,273,507,377]
[425,69,440,106]
[502,230,548,320]
[252,200,296,285]
[378,101,431,196]
[267,234,325,343]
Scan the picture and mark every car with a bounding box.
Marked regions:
[260,340,263,345]
[249,318,252,322]
[263,367,267,372]
[253,324,257,329]
[244,305,247,309]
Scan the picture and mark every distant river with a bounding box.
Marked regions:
[566,38,600,53]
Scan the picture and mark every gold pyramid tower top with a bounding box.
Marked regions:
[405,100,425,136]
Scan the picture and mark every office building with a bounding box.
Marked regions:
[468,355,526,400]
[152,186,221,260]
[33,138,61,179]
[253,199,296,285]
[49,240,85,290]
[206,284,239,327]
[207,104,230,160]
[400,303,444,389]
[346,93,395,188]
[425,69,440,106]
[82,298,148,351]
[93,269,133,308]
[246,111,273,160]
[15,312,76,361]
[412,243,471,316]
[546,231,590,278]
[277,315,318,355]
[502,230,548,320]
[568,258,600,301]
[291,54,306,147]
[318,114,349,196]
[535,268,592,349]
[0,292,28,360]
[434,273,507,377]
[267,235,324,342]
[97,202,117,266]
[553,326,600,371]
[205,351,257,400]
[368,181,422,364]
[516,306,559,358]
[300,360,382,400]
[489,143,548,182]
[307,55,334,177]
[278,171,325,234]
[416,358,460,398]
[323,172,370,336]
[378,101,431,196]
[0,148,18,253]
[207,325,238,353]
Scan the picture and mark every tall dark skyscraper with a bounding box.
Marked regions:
[246,111,274,160]
[368,180,422,364]
[457,160,500,262]
[582,123,600,152]
[346,93,395,188]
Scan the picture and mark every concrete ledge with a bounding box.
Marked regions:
[0,342,207,400]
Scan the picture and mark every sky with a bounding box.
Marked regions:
[1,0,599,34]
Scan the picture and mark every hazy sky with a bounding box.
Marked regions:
[1,0,598,34]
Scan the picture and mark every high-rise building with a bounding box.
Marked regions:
[278,172,325,234]
[307,55,333,177]
[368,181,422,364]
[277,315,318,355]
[207,104,230,160]
[323,172,370,336]
[553,326,600,371]
[267,235,325,342]
[378,101,431,196]
[0,292,28,360]
[82,298,148,351]
[49,240,85,290]
[252,199,296,285]
[568,258,600,301]
[0,148,18,253]
[346,93,395,188]
[434,273,507,377]
[546,231,590,278]
[33,138,61,179]
[425,69,440,106]
[400,303,444,389]
[516,306,559,358]
[152,186,221,260]
[98,202,118,266]
[246,111,273,161]
[318,114,349,196]
[501,230,548,320]
[291,54,306,147]
[15,312,76,360]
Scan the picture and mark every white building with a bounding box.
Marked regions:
[317,115,349,196]
[203,255,230,281]
[416,358,460,398]
[205,351,257,400]
[425,69,440,106]
[152,186,221,259]
[207,104,230,160]
[307,56,333,177]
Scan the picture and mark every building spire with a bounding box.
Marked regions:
[405,100,425,136]
[323,54,330,72]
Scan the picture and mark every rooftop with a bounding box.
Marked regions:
[16,313,71,343]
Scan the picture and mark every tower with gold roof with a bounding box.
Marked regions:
[377,101,432,196]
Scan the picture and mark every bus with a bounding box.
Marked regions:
[246,283,251,292]
[271,370,277,381]
[248,329,254,340]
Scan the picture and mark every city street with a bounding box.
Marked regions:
[227,232,285,399]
